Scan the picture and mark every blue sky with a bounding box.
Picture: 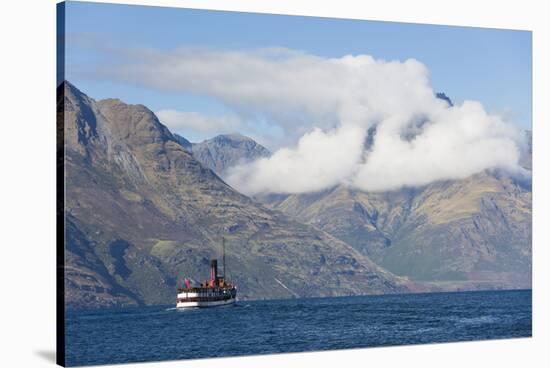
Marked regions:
[62,1,532,143]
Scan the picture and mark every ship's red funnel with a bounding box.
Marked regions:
[210,259,218,284]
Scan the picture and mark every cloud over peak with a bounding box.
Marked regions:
[95,47,527,194]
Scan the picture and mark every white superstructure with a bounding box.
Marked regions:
[176,287,237,308]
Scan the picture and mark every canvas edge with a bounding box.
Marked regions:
[56,2,66,367]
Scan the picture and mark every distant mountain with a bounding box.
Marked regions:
[260,170,531,289]
[60,81,408,309]
[191,133,271,176]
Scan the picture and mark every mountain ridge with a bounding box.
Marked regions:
[191,133,271,175]
[256,170,531,288]
[60,81,409,309]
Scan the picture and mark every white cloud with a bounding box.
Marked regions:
[155,110,243,135]
[351,101,524,191]
[226,125,365,194]
[96,47,527,194]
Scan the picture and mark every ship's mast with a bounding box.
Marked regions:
[222,237,226,279]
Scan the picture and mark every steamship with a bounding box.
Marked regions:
[176,240,237,308]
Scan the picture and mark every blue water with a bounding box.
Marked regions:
[65,289,531,366]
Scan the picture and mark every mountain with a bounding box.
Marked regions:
[60,81,408,309]
[191,126,531,291]
[260,170,531,289]
[191,133,271,175]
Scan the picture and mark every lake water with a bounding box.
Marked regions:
[65,289,531,366]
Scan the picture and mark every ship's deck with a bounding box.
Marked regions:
[177,286,236,293]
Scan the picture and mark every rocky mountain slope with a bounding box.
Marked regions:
[191,133,271,175]
[60,81,408,309]
[259,171,531,289]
